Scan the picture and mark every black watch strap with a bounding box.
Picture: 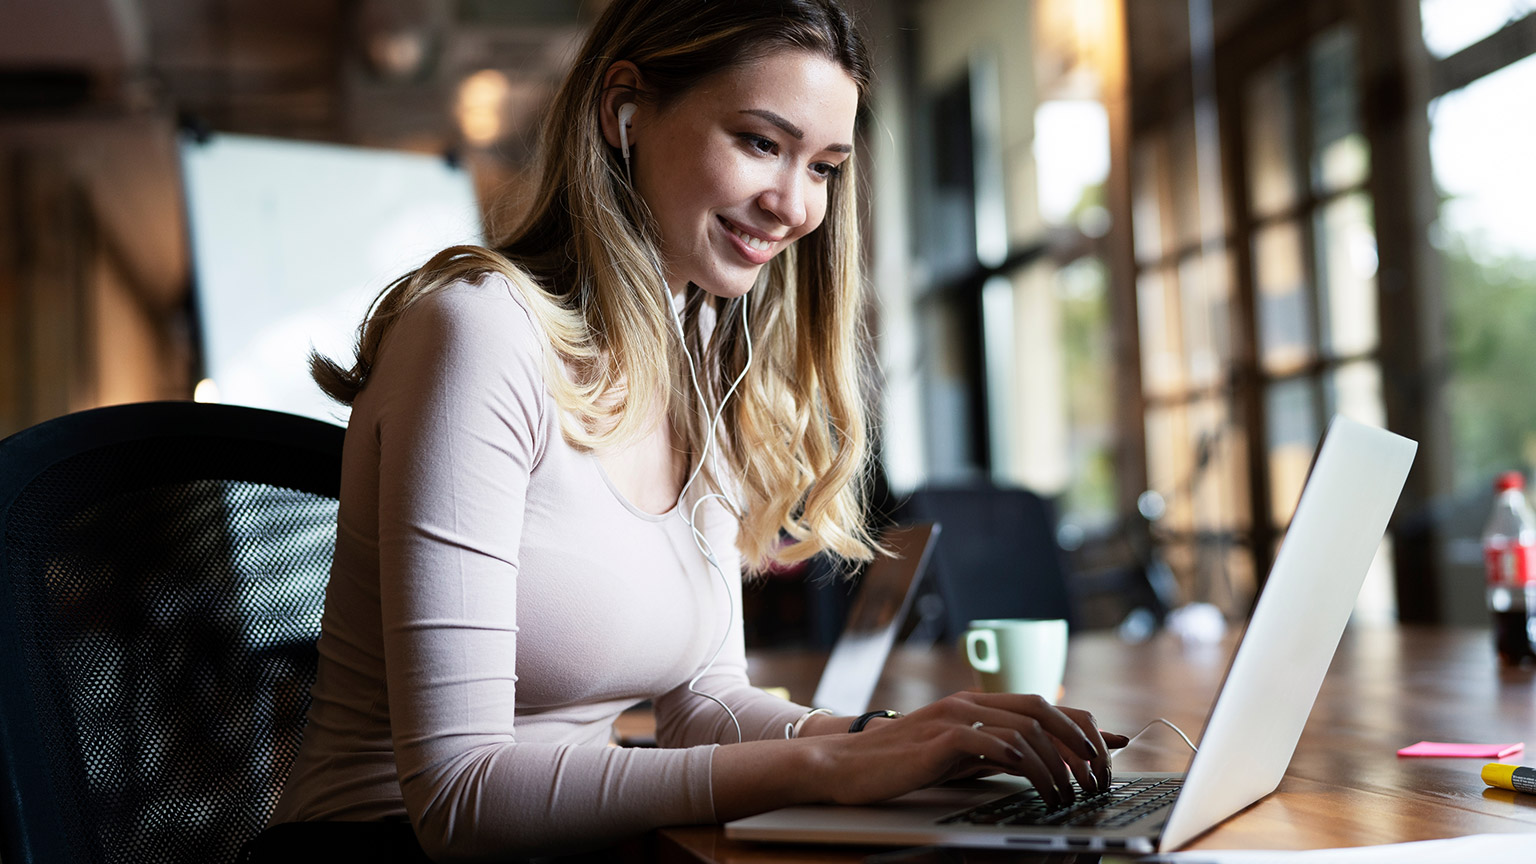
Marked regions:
[848,709,902,732]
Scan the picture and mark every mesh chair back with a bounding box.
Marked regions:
[0,402,344,864]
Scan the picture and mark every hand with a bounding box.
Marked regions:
[809,692,1129,810]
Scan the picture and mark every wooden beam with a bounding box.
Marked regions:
[1432,12,1536,97]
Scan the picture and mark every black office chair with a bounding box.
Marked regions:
[0,401,344,864]
[897,483,1075,643]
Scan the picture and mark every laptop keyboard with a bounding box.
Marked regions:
[939,777,1183,830]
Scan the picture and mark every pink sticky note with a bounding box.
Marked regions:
[1396,741,1525,758]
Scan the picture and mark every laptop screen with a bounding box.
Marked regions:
[811,523,940,715]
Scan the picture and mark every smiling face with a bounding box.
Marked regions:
[623,50,860,299]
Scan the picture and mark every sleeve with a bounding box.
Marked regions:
[370,279,717,863]
[651,506,809,747]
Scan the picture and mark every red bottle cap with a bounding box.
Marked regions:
[1495,471,1525,492]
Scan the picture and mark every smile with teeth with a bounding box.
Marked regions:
[724,220,774,252]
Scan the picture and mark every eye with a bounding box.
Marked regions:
[739,133,777,155]
[811,162,844,180]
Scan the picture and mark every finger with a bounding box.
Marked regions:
[964,698,1112,794]
[962,708,1095,798]
[968,725,1063,809]
[963,699,1099,763]
[1057,707,1115,792]
[1052,736,1099,796]
[1103,731,1132,749]
[1011,721,1077,804]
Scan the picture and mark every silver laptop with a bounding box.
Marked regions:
[727,415,1417,854]
[812,522,940,716]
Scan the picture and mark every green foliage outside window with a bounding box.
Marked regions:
[1444,234,1536,492]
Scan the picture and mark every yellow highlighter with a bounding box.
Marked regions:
[1482,763,1536,795]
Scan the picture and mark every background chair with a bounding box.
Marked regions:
[896,483,1075,644]
[0,401,344,864]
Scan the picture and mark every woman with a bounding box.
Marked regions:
[261,0,1126,860]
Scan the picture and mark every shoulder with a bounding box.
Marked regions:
[370,267,557,408]
[381,267,559,384]
[405,270,545,356]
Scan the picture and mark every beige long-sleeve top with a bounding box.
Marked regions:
[269,274,806,861]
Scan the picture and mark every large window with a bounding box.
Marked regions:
[1122,0,1536,625]
[1131,115,1254,614]
[1427,14,1536,623]
[1129,14,1396,619]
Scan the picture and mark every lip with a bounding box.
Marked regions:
[718,216,781,266]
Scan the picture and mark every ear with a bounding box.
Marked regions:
[599,61,645,151]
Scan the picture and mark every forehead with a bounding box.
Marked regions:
[672,49,859,145]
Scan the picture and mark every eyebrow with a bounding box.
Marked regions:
[740,109,853,153]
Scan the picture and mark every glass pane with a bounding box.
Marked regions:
[1133,137,1165,262]
[1214,400,1250,530]
[1253,221,1315,373]
[1267,378,1319,526]
[1212,544,1258,617]
[1187,397,1232,532]
[1137,267,1184,397]
[921,297,980,479]
[1145,404,1192,534]
[1178,256,1217,389]
[1310,27,1369,194]
[1168,111,1202,250]
[1433,53,1536,494]
[1057,258,1117,529]
[1324,360,1387,428]
[1421,0,1536,59]
[1179,249,1234,389]
[1313,193,1380,357]
[1186,396,1251,613]
[1245,59,1300,218]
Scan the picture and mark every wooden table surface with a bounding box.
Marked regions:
[650,625,1536,863]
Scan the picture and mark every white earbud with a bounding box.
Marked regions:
[617,102,637,168]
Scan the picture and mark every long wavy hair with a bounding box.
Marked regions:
[313,0,877,572]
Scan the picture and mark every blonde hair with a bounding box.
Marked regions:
[313,0,877,572]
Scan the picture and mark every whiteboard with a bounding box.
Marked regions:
[181,133,483,423]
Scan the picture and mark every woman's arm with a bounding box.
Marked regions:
[710,693,1129,821]
[371,280,721,861]
[644,477,1127,819]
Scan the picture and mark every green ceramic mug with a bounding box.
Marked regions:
[963,618,1068,701]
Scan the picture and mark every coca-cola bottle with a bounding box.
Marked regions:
[1481,471,1536,666]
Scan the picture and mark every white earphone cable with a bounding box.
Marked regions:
[671,296,752,745]
[622,117,755,743]
[1111,717,1199,761]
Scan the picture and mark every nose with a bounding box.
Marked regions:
[758,167,809,230]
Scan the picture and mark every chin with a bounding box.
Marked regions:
[692,273,761,301]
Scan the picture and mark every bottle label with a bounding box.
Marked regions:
[1485,542,1536,587]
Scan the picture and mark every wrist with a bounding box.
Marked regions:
[794,710,848,737]
[847,709,903,732]
[786,707,833,739]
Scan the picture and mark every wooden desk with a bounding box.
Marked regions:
[654,626,1536,862]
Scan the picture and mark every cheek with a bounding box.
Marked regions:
[670,155,741,228]
[802,186,832,236]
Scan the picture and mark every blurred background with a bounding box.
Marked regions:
[2,0,1533,635]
